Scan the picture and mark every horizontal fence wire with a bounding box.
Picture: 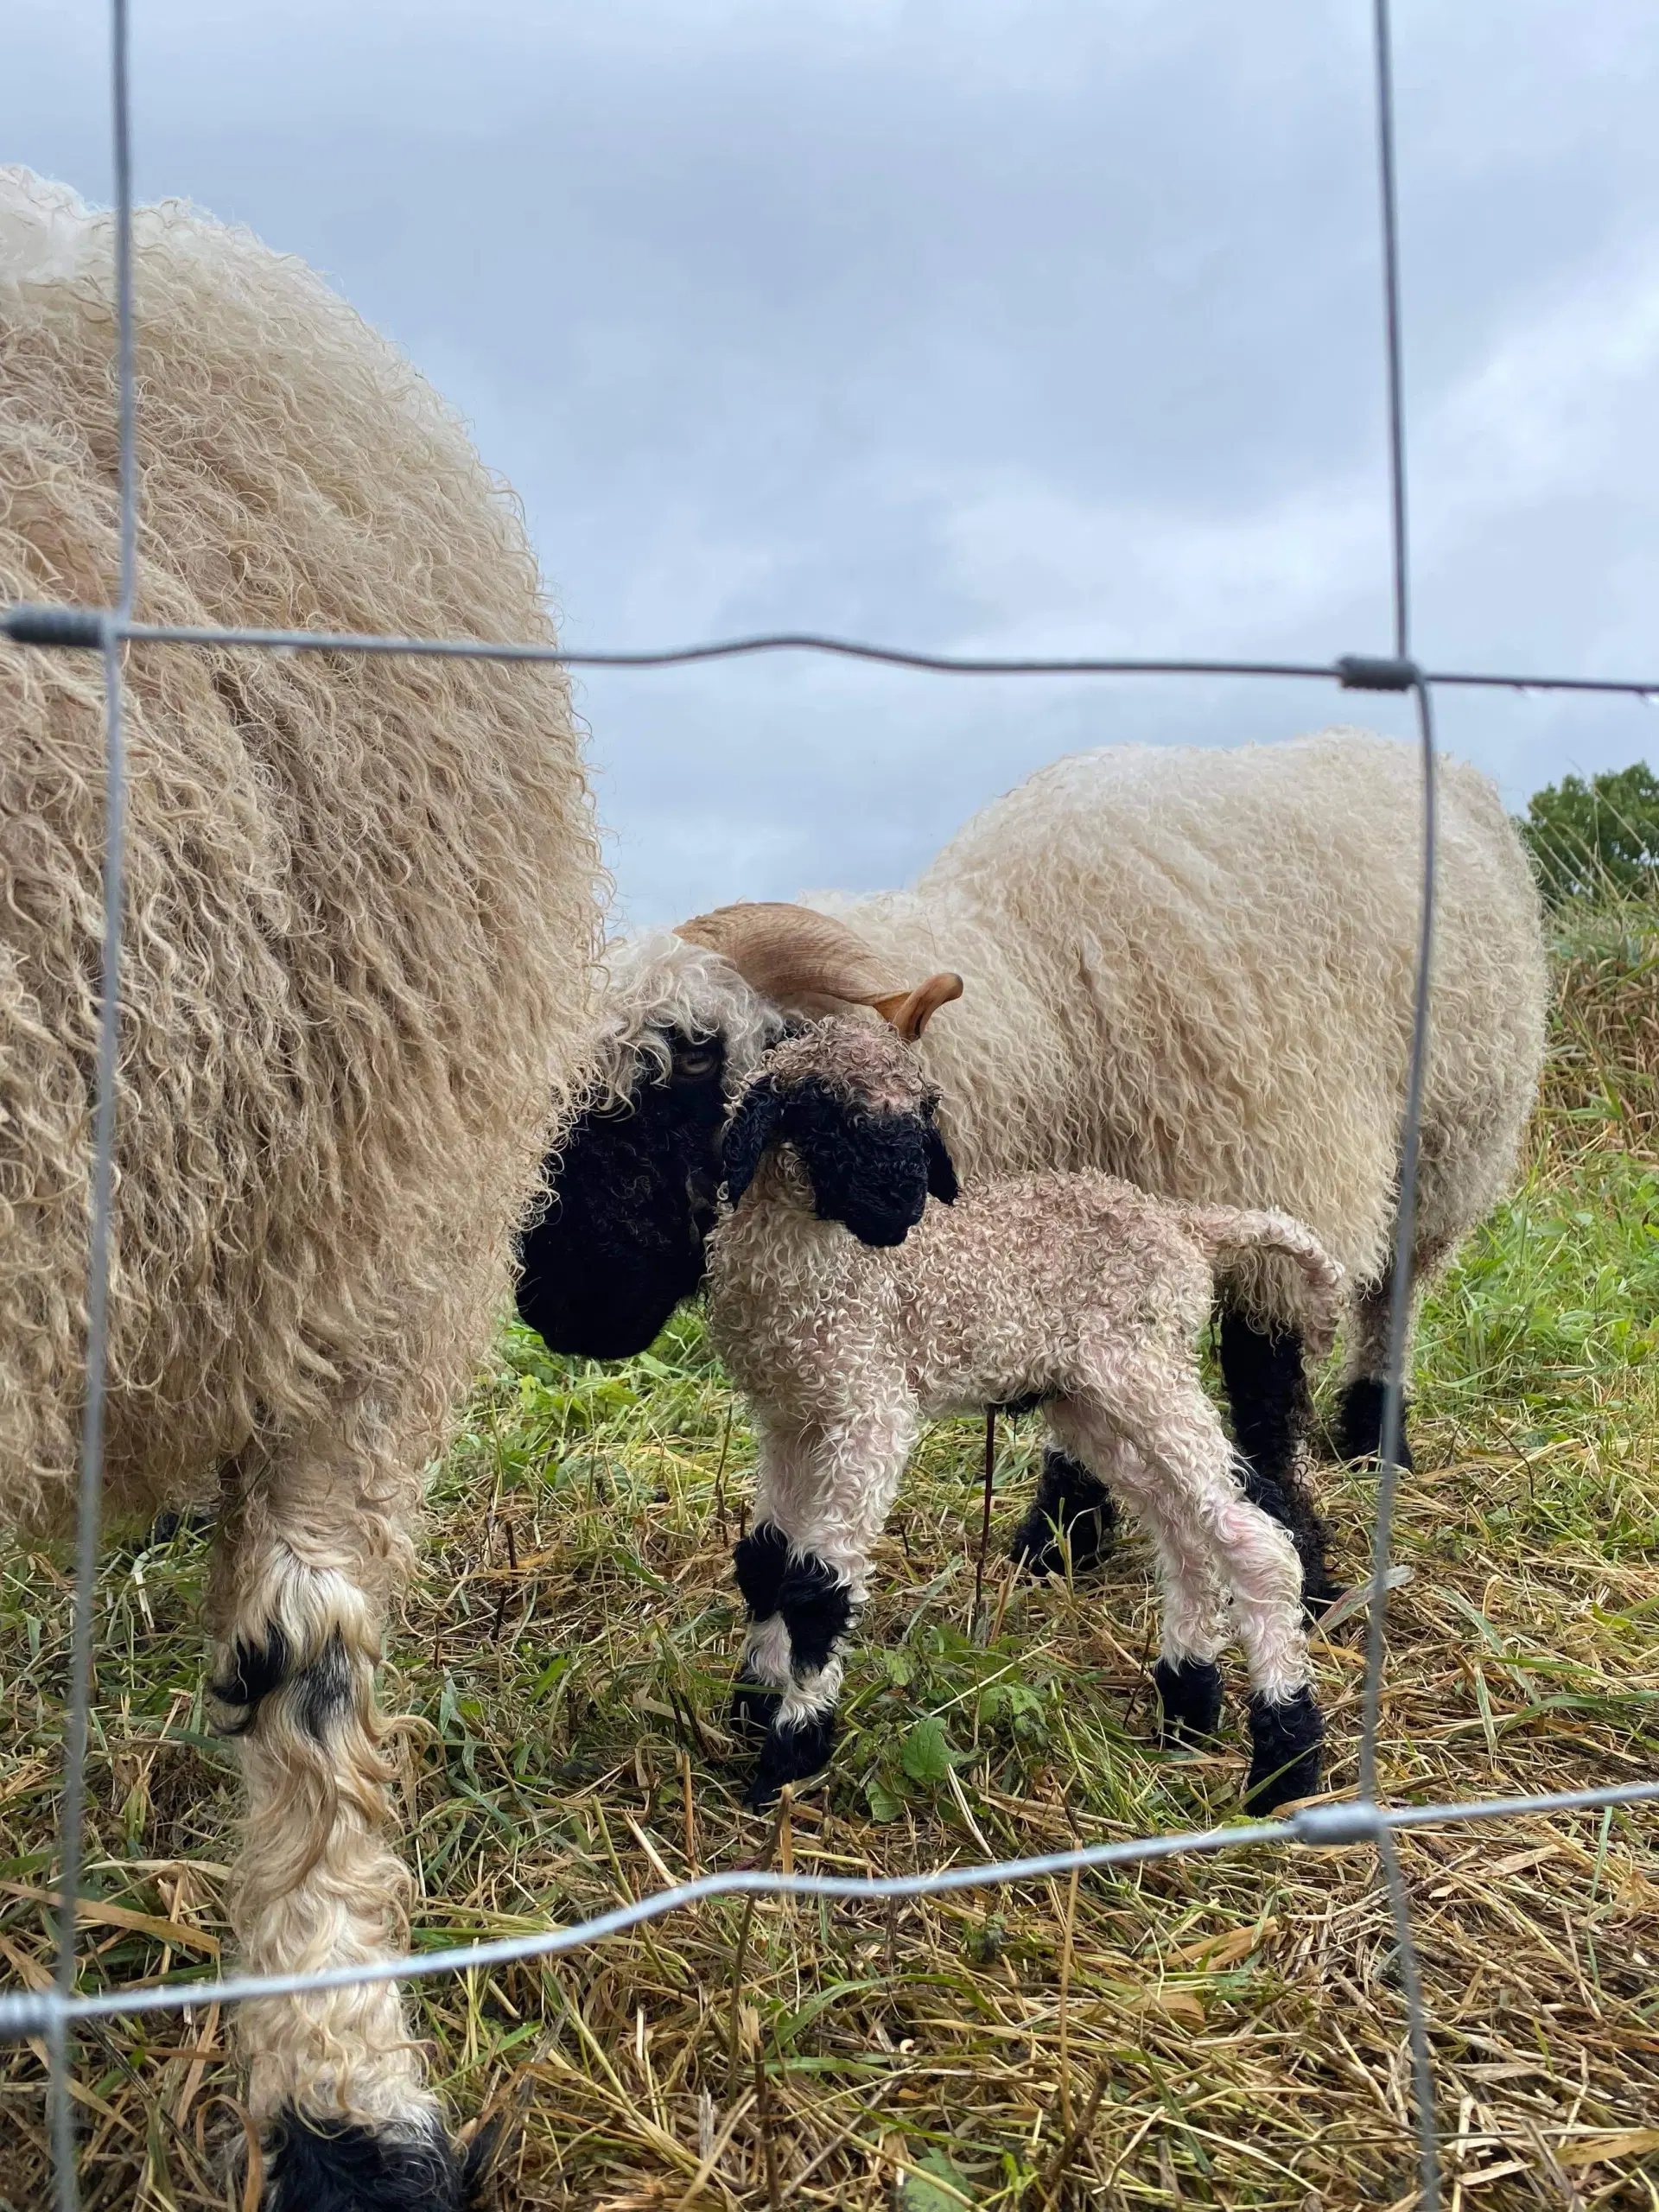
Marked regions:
[1,1779,1656,2045]
[2,0,1654,2206]
[3,605,1658,695]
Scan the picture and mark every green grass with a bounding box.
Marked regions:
[3,925,1658,2209]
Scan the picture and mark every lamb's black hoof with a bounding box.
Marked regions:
[729,1669,781,1742]
[1337,1378,1415,1471]
[1007,1451,1119,1577]
[1243,1688,1325,1814]
[744,1710,836,1810]
[1154,1656,1224,1746]
[263,2109,484,2211]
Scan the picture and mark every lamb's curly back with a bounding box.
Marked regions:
[0,168,603,1527]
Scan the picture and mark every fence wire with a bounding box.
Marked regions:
[0,1,1654,2207]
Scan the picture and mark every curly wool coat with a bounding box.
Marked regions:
[706,1018,1346,1815]
[1,168,601,2206]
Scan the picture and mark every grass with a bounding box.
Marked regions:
[3,908,1658,2209]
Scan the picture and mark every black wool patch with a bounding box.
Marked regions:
[1218,1310,1342,1613]
[1243,1687,1325,1815]
[781,1077,938,1249]
[1337,1376,1415,1471]
[262,2107,483,2212]
[744,1709,836,1810]
[729,1669,783,1742]
[518,1028,729,1361]
[777,1550,853,1675]
[210,1623,290,1734]
[1154,1656,1225,1746]
[1007,1448,1120,1577]
[733,1522,790,1618]
[293,1630,353,1743]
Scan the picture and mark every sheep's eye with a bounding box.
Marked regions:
[673,1045,719,1080]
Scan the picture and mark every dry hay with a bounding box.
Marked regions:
[2,923,1657,2210]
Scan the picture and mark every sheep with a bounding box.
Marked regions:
[521,731,1548,1609]
[1,169,601,2209]
[704,1009,1345,1815]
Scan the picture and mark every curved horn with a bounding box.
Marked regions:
[674,901,908,1016]
[872,971,963,1042]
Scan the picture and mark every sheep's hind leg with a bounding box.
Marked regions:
[1337,1269,1417,1471]
[730,1405,915,1810]
[1046,1408,1227,1751]
[1217,1307,1342,1617]
[1007,1443,1121,1578]
[210,1406,479,2212]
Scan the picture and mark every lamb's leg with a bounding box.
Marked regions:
[730,1399,917,1810]
[1046,1408,1228,1747]
[1068,1369,1324,1814]
[1217,1308,1341,1616]
[210,1404,474,2212]
[1007,1441,1121,1577]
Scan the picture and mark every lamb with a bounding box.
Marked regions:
[523,734,1548,1611]
[705,1008,1345,1817]
[1,170,601,2209]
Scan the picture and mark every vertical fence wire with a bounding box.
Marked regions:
[48,3,137,2205]
[1361,1,1442,2202]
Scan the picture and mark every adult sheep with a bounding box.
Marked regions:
[1,170,601,2209]
[521,731,1548,1602]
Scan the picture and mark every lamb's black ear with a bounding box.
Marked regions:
[924,1121,959,1205]
[721,1077,785,1209]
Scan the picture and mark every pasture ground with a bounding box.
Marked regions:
[2,903,1656,2209]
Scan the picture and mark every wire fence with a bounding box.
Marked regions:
[0,3,1655,2208]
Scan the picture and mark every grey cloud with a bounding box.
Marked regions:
[4,0,1655,926]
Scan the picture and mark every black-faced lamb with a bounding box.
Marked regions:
[523,733,1548,1612]
[705,1011,1344,1817]
[1,169,601,2210]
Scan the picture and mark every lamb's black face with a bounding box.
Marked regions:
[517,1030,727,1360]
[723,1075,959,1248]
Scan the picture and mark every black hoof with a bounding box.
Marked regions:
[1154,1656,1224,1747]
[729,1669,781,1742]
[148,1504,216,1547]
[1008,1451,1119,1577]
[1243,1688,1325,1815]
[744,1710,836,1810]
[263,2109,483,2211]
[1337,1378,1415,1470]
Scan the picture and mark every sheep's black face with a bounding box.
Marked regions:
[723,1075,958,1248]
[517,1030,726,1360]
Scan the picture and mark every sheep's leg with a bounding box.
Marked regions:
[1007,1440,1121,1577]
[1065,1370,1324,1814]
[1217,1308,1341,1617]
[730,1399,917,1810]
[210,1405,472,2212]
[1045,1408,1229,1746]
[1337,1263,1428,1471]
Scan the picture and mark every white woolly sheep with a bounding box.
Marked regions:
[706,1011,1345,1816]
[0,169,601,2209]
[523,731,1548,1610]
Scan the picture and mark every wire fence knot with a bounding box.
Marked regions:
[1335,652,1421,692]
[0,1988,62,2043]
[3,601,109,650]
[1291,1799,1389,1848]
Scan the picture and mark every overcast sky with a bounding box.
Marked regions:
[7,1,1656,926]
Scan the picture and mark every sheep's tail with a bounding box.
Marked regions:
[1179,1207,1346,1359]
